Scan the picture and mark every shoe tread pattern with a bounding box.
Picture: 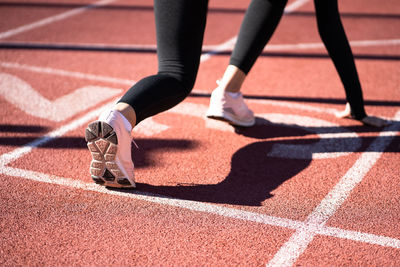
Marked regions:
[85,121,134,188]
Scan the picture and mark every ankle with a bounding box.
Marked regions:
[218,65,246,93]
[114,102,137,128]
[226,91,241,98]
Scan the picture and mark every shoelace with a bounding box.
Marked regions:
[131,139,139,149]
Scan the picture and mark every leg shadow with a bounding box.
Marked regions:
[138,140,311,206]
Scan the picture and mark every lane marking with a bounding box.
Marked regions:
[266,111,400,267]
[0,72,122,122]
[284,0,310,13]
[0,61,135,85]
[139,102,366,160]
[0,0,115,40]
[0,61,341,116]
[134,117,170,136]
[169,105,364,160]
[262,113,361,159]
[200,36,237,62]
[1,165,399,250]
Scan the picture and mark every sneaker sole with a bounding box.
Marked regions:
[206,110,255,127]
[85,121,135,188]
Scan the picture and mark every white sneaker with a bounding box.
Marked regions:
[85,110,136,188]
[206,87,255,127]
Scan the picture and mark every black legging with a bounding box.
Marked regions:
[230,0,367,119]
[119,0,208,124]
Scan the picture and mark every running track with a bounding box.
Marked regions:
[1,0,399,265]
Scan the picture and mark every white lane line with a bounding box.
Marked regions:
[347,39,400,47]
[0,73,122,122]
[0,0,115,40]
[266,111,400,267]
[284,0,310,13]
[317,226,400,249]
[0,61,341,116]
[0,61,135,85]
[1,165,400,250]
[200,36,237,62]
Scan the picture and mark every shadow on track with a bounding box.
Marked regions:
[0,124,48,133]
[125,120,399,206]
[137,140,310,206]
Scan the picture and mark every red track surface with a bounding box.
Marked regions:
[1,0,399,265]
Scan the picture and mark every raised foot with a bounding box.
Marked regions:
[85,121,134,188]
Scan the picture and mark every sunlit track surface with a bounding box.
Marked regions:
[1,0,399,265]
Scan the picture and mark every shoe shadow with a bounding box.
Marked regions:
[233,117,310,139]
